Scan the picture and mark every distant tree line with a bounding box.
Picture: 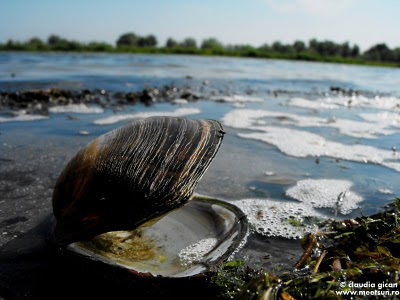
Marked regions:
[2,35,114,52]
[1,32,400,66]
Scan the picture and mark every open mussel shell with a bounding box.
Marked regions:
[52,116,225,245]
[66,195,248,278]
[50,115,249,280]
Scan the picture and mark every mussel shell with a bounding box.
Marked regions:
[66,196,248,278]
[0,196,248,298]
[52,117,224,245]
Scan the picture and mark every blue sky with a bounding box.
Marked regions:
[1,0,399,50]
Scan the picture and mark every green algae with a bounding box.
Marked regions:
[210,199,400,299]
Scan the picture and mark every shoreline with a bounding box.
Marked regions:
[1,49,399,69]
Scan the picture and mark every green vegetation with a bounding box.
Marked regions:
[210,199,400,299]
[1,32,400,67]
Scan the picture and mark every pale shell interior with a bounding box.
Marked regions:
[68,197,247,277]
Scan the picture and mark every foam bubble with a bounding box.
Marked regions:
[222,109,400,172]
[93,108,201,125]
[0,113,48,123]
[238,128,400,172]
[325,118,394,138]
[178,238,217,267]
[285,179,362,214]
[288,97,340,109]
[230,198,323,239]
[360,111,400,128]
[222,109,393,139]
[49,103,104,114]
[172,99,188,104]
[221,109,268,128]
[370,96,400,110]
[353,95,400,110]
[227,178,362,238]
[232,103,246,108]
[378,188,393,194]
[288,95,400,111]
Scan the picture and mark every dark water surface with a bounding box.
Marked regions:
[1,52,400,296]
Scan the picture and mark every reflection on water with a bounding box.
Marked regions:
[1,53,400,270]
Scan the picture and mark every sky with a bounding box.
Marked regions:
[1,0,399,51]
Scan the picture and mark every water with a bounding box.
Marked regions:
[1,52,400,271]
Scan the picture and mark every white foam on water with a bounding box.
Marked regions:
[222,108,400,171]
[93,108,201,125]
[222,109,331,129]
[209,94,263,103]
[288,97,340,109]
[49,103,104,114]
[221,109,268,128]
[232,102,246,108]
[359,111,400,128]
[289,95,400,111]
[178,238,217,267]
[0,112,48,123]
[172,98,188,104]
[238,128,400,172]
[378,188,393,194]
[325,117,394,139]
[230,198,323,239]
[370,96,400,110]
[222,109,394,139]
[355,95,400,110]
[228,178,363,238]
[285,179,362,214]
